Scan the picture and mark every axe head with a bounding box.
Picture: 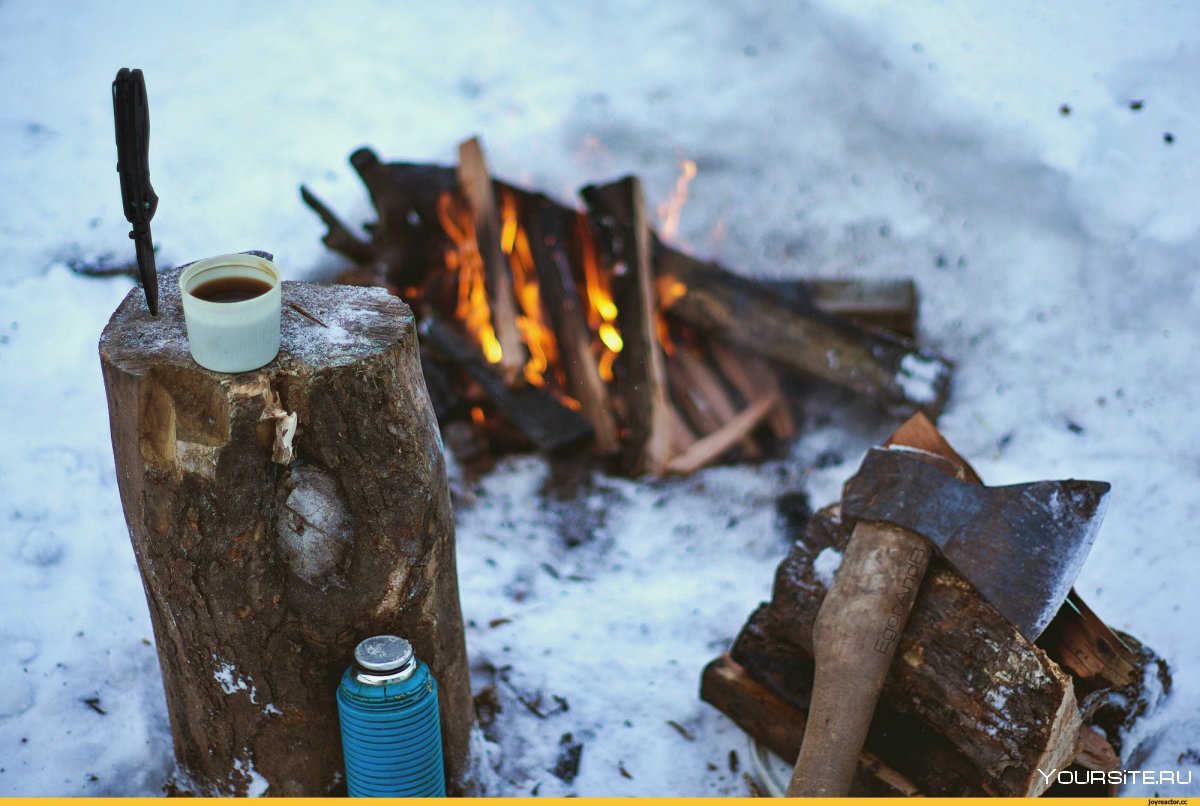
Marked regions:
[842,448,1110,642]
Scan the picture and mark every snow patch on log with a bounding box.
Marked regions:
[280,283,409,369]
[812,547,843,587]
[232,754,270,797]
[895,353,947,405]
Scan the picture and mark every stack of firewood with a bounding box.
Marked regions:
[703,472,1161,797]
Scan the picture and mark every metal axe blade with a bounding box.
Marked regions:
[842,447,1110,642]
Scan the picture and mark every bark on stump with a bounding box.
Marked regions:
[99,269,471,796]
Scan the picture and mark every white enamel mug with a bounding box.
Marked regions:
[178,253,282,372]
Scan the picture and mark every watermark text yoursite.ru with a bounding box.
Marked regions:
[1039,768,1193,787]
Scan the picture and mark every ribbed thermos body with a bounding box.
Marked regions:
[336,637,446,797]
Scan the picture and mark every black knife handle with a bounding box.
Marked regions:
[112,68,157,226]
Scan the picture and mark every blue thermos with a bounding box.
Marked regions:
[337,635,446,797]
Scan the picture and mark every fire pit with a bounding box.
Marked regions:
[302,137,952,476]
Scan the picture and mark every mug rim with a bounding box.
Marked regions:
[178,253,281,309]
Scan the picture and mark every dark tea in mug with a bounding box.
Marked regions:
[192,275,273,303]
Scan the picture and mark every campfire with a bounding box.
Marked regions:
[302,137,952,475]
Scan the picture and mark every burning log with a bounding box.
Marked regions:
[581,177,675,475]
[520,191,621,455]
[420,311,593,453]
[336,149,457,289]
[457,138,527,384]
[654,243,919,339]
[655,242,952,417]
[299,185,373,266]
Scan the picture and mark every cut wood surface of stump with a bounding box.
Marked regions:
[99,268,471,796]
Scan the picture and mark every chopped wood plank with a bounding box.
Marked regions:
[1040,589,1139,692]
[671,348,761,459]
[708,342,796,441]
[667,394,778,475]
[700,654,920,797]
[666,405,698,455]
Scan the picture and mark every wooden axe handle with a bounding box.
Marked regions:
[786,521,932,797]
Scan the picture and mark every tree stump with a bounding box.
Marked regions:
[99,266,472,796]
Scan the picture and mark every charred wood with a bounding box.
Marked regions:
[420,312,593,453]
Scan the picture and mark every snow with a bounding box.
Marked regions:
[895,352,945,405]
[812,547,844,589]
[212,658,251,696]
[1,0,1198,797]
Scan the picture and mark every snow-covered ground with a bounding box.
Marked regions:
[1,1,1198,797]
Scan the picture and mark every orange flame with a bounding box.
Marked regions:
[577,214,623,381]
[500,190,563,390]
[654,275,687,356]
[657,158,697,243]
[437,193,504,365]
[656,275,688,309]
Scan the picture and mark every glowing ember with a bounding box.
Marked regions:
[656,275,688,309]
[657,158,697,243]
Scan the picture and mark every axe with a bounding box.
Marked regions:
[787,415,1110,796]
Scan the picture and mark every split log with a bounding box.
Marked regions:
[701,654,919,797]
[666,394,778,475]
[1040,590,1139,693]
[667,405,699,456]
[520,191,620,455]
[420,311,594,453]
[458,137,527,383]
[654,241,951,416]
[668,347,761,459]
[708,342,796,441]
[772,277,917,338]
[582,177,674,475]
[99,270,472,795]
[653,244,919,338]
